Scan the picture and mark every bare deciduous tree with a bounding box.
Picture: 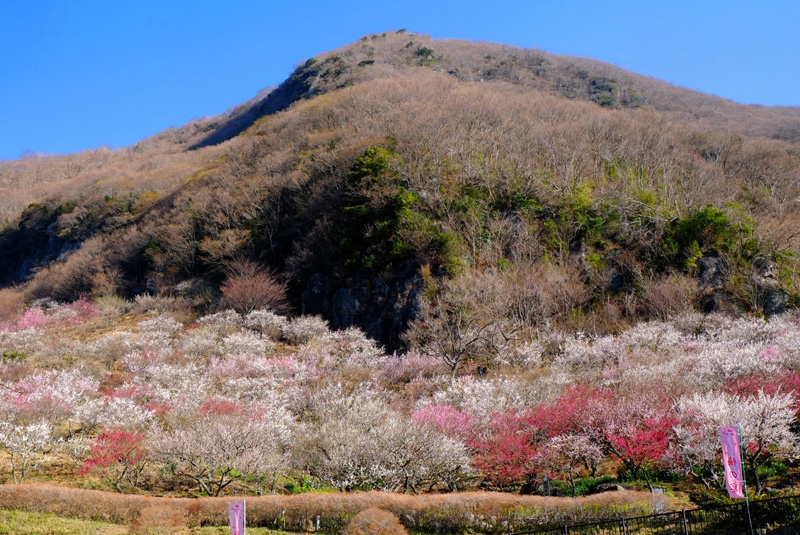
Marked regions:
[405,274,505,385]
[149,409,291,496]
[220,260,289,315]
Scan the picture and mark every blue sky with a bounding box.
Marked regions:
[1,1,798,161]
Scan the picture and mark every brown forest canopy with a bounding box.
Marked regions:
[1,31,799,345]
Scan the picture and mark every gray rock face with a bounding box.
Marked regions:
[698,255,725,312]
[694,254,787,316]
[299,263,423,350]
[762,291,788,316]
[594,483,627,493]
[751,256,787,316]
[301,273,330,316]
[388,273,424,344]
[331,287,363,331]
[698,255,725,290]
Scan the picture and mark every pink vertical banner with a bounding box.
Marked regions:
[229,500,245,535]
[720,426,746,499]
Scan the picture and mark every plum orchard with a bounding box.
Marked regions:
[0,298,799,495]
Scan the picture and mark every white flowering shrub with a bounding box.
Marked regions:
[177,323,276,360]
[430,375,563,421]
[676,389,798,493]
[48,305,80,325]
[221,330,275,357]
[0,327,47,361]
[176,326,221,358]
[614,359,694,394]
[62,434,92,464]
[378,350,446,383]
[282,315,329,345]
[120,333,174,359]
[75,397,155,433]
[710,315,778,344]
[123,362,210,414]
[136,315,184,335]
[196,309,243,331]
[244,309,289,340]
[297,327,383,371]
[552,332,628,378]
[3,369,99,423]
[617,320,684,356]
[148,405,293,496]
[72,332,132,366]
[495,341,544,369]
[539,433,604,489]
[203,355,306,405]
[690,342,782,383]
[0,420,55,483]
[294,385,470,491]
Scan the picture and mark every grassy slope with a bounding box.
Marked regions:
[0,509,286,535]
[0,510,126,535]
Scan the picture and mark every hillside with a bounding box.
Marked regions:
[4,31,800,519]
[192,31,800,148]
[0,31,799,349]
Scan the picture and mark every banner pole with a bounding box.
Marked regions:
[737,426,755,535]
[243,499,247,535]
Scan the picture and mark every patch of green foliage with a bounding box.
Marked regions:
[663,204,757,271]
[338,146,464,277]
[571,475,620,497]
[590,77,617,107]
[347,146,392,182]
[756,459,789,479]
[2,350,25,363]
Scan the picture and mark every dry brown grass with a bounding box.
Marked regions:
[340,508,408,535]
[129,504,188,535]
[0,484,671,532]
[639,273,697,321]
[0,287,26,322]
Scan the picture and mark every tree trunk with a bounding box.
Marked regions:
[449,359,461,386]
[643,468,654,492]
[568,468,576,497]
[748,458,762,495]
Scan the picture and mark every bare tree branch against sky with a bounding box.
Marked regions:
[1,0,797,160]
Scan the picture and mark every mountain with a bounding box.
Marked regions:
[190,31,800,147]
[1,31,799,347]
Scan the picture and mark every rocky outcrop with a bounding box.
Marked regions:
[301,273,330,316]
[751,256,787,316]
[694,254,787,316]
[301,263,423,350]
[697,255,725,313]
[0,204,81,285]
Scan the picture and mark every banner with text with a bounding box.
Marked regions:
[720,426,746,499]
[229,501,245,535]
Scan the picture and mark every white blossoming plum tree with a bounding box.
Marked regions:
[0,420,55,483]
[149,406,292,496]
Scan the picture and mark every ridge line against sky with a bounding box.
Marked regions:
[1,0,798,161]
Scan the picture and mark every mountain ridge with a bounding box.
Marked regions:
[0,31,799,347]
[186,31,800,151]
